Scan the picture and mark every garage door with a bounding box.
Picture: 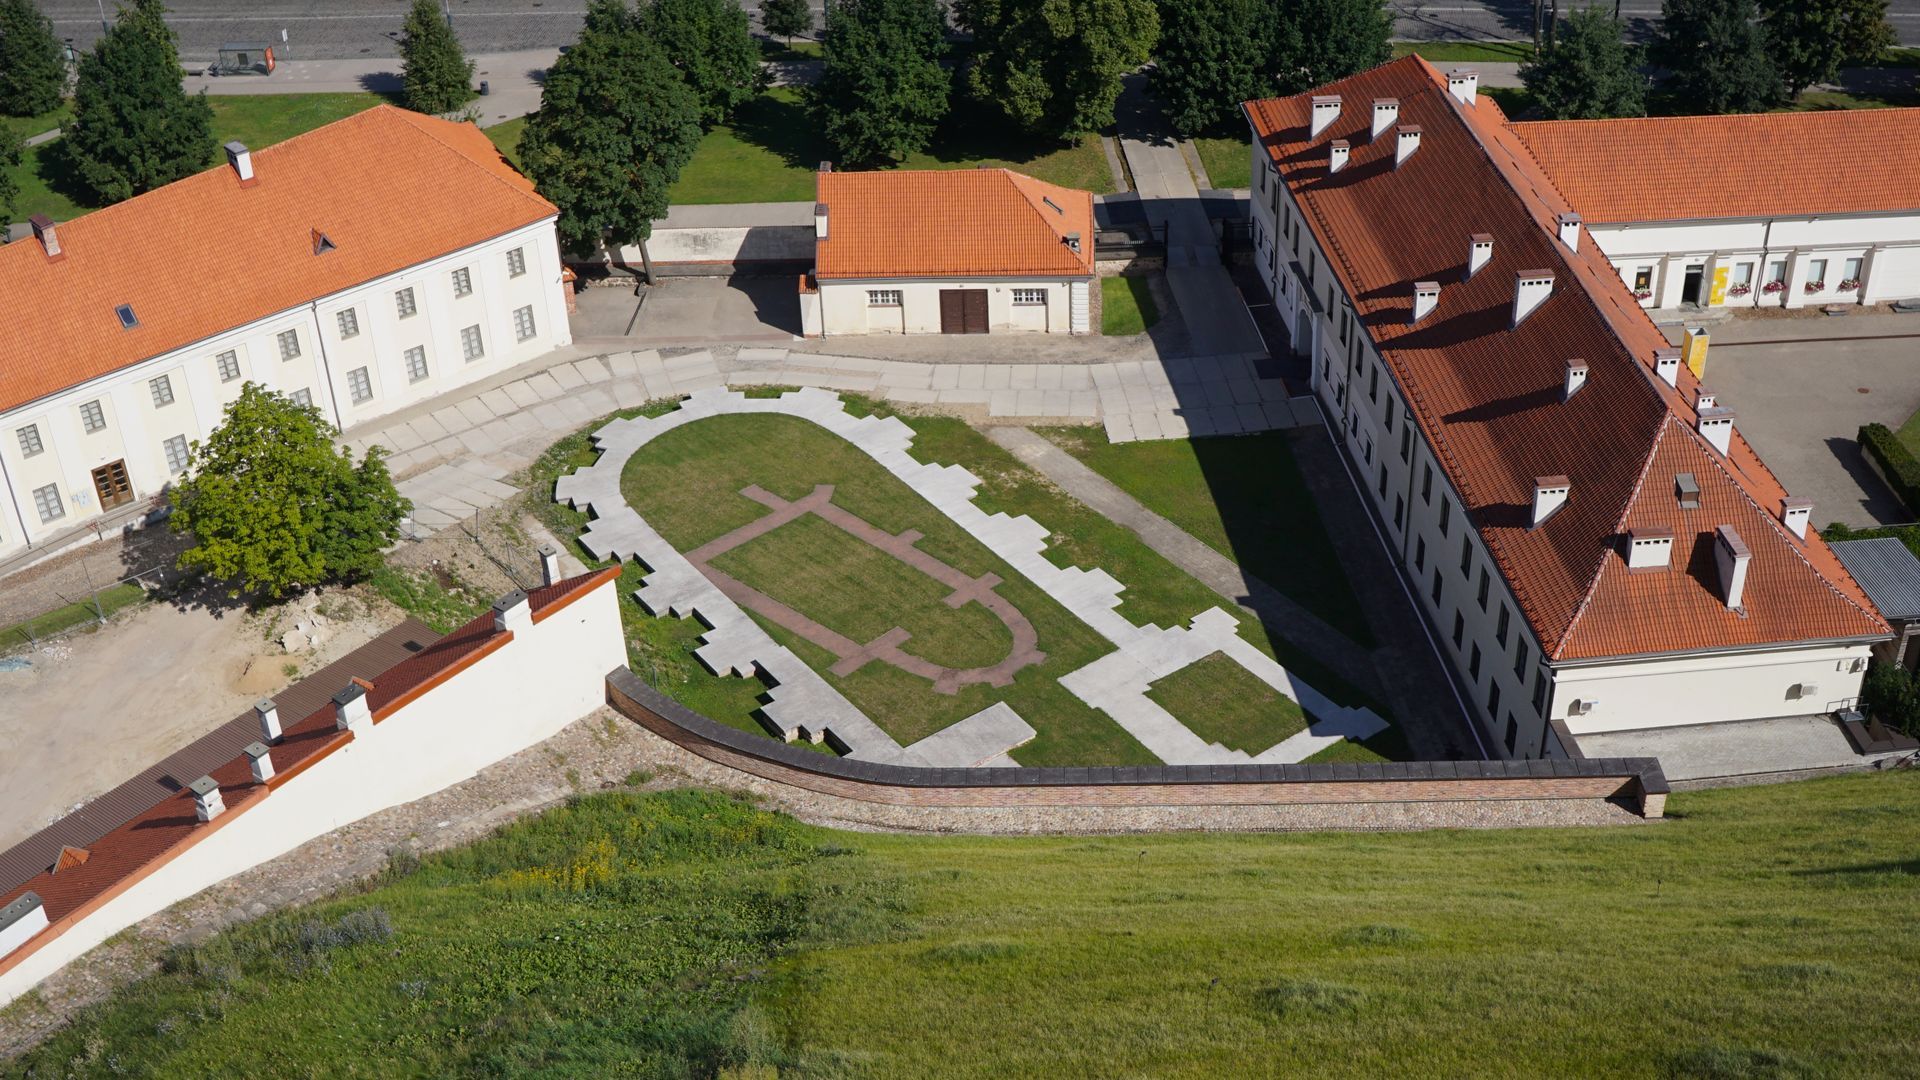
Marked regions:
[939,289,989,334]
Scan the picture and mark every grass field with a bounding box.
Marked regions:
[483,115,527,170]
[1146,650,1306,754]
[1391,40,1535,63]
[1101,275,1160,335]
[1193,135,1250,190]
[0,581,146,652]
[18,774,1920,1076]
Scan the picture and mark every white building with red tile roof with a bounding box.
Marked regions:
[1244,57,1890,759]
[0,105,571,565]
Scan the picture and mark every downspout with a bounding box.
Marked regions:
[1757,218,1774,309]
[0,448,34,555]
[308,301,346,431]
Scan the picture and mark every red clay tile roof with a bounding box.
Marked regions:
[1245,57,1886,662]
[814,168,1095,279]
[1507,109,1920,223]
[0,105,555,417]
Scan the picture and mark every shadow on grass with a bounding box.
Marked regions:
[355,71,407,106]
[31,137,103,217]
[728,85,1082,174]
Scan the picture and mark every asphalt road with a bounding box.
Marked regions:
[36,0,1920,58]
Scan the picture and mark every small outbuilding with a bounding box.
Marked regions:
[1832,536,1920,669]
[803,167,1095,337]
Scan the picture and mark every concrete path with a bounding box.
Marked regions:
[183,49,556,128]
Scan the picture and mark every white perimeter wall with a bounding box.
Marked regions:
[0,577,625,1007]
[819,279,1082,335]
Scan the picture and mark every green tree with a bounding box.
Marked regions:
[1761,0,1895,98]
[648,0,766,124]
[1270,0,1392,94]
[0,0,67,117]
[1519,5,1646,118]
[399,0,476,115]
[1652,0,1781,113]
[170,385,409,599]
[0,126,21,221]
[1150,0,1275,136]
[956,0,1159,140]
[760,0,815,44]
[65,0,215,203]
[519,0,703,256]
[810,0,949,165]
[1861,660,1920,737]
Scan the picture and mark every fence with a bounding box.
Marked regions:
[0,564,170,657]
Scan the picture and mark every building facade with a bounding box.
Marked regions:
[1244,60,1888,759]
[0,106,571,564]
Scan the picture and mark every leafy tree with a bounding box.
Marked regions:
[1761,0,1895,98]
[648,0,767,124]
[0,126,20,221]
[0,0,66,117]
[956,0,1159,140]
[170,385,409,599]
[1270,0,1393,94]
[1861,660,1920,737]
[810,0,949,165]
[519,0,703,255]
[1519,5,1645,118]
[65,0,215,203]
[1652,0,1780,113]
[760,0,815,44]
[399,0,476,115]
[1150,0,1276,136]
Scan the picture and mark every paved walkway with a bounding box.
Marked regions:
[182,49,556,128]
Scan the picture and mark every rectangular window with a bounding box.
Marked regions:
[1431,568,1443,606]
[347,367,373,404]
[1469,644,1482,681]
[337,308,361,338]
[1421,464,1432,504]
[1415,537,1426,572]
[1011,288,1046,305]
[1459,534,1473,577]
[1496,604,1511,646]
[867,289,902,306]
[1532,669,1549,714]
[1807,258,1827,286]
[1514,639,1530,681]
[216,349,241,382]
[1393,495,1404,531]
[291,388,313,408]
[163,434,189,473]
[149,375,174,408]
[513,305,536,342]
[405,346,429,383]
[395,288,417,319]
[1439,498,1451,536]
[1452,612,1465,649]
[462,324,485,361]
[33,483,63,523]
[1368,365,1379,403]
[506,247,527,277]
[452,267,473,297]
[1399,424,1412,463]
[80,400,106,433]
[1385,397,1396,433]
[1632,267,1652,293]
[17,424,43,457]
[1504,713,1518,754]
[277,329,301,360]
[1477,567,1490,610]
[1732,262,1753,288]
[1488,683,1503,724]
[1767,259,1787,285]
[1377,463,1388,498]
[1842,257,1863,284]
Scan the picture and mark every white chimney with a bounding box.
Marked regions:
[28,214,60,259]
[1412,280,1440,322]
[224,140,254,183]
[1627,528,1674,570]
[1532,475,1570,528]
[1310,95,1342,138]
[1654,347,1681,387]
[1696,389,1716,410]
[1447,69,1479,105]
[1715,525,1751,610]
[493,589,532,634]
[1564,359,1588,401]
[333,681,371,734]
[1329,139,1350,173]
[1780,496,1813,539]
[1556,212,1581,253]
[539,543,562,587]
[0,893,48,958]
[255,698,282,743]
[1513,270,1553,326]
[813,202,828,240]
[1698,405,1735,455]
[1371,98,1399,140]
[189,776,225,823]
[244,741,275,784]
[1395,124,1422,167]
[1467,233,1493,279]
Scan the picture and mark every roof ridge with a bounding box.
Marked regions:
[1511,105,1920,128]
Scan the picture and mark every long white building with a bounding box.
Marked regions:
[0,105,571,564]
[1244,59,1891,760]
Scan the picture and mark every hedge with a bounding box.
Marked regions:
[1858,423,1920,517]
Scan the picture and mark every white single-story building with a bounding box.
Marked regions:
[0,105,571,565]
[803,167,1095,336]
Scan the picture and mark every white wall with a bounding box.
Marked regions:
[1588,211,1920,310]
[1554,642,1873,734]
[0,576,625,1007]
[633,226,814,269]
[818,278,1084,335]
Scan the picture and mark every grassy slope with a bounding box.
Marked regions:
[1146,650,1306,754]
[1101,275,1160,336]
[19,776,1920,1076]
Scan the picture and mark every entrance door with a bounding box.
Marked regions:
[91,460,133,510]
[1681,265,1705,306]
[939,289,989,334]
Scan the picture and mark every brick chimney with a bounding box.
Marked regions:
[1532,476,1570,528]
[493,590,532,634]
[189,776,225,823]
[1329,139,1350,173]
[1447,69,1479,105]
[244,741,275,784]
[1395,124,1422,167]
[1467,234,1493,279]
[1513,270,1553,326]
[1310,95,1341,138]
[1371,98,1399,140]
[1780,497,1813,539]
[28,215,61,260]
[1564,359,1588,401]
[255,698,281,743]
[1715,525,1751,610]
[1411,281,1440,323]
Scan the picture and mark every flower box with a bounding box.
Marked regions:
[1633,289,1653,300]
[1805,281,1826,294]
[1727,283,1751,297]
[1838,278,1862,292]
[1762,281,1786,294]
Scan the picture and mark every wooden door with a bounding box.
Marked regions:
[939,289,989,334]
[91,460,133,510]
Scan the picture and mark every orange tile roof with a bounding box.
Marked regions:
[1507,109,1920,223]
[1245,57,1886,662]
[0,105,555,417]
[814,168,1095,280]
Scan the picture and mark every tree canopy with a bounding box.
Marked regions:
[1761,0,1895,97]
[1271,0,1393,95]
[648,0,766,124]
[0,0,66,117]
[170,385,409,599]
[518,0,703,255]
[1519,5,1646,118]
[0,127,21,221]
[760,0,815,43]
[810,0,950,165]
[1652,0,1781,113]
[956,0,1159,140]
[65,0,216,203]
[399,0,477,115]
[1150,0,1276,135]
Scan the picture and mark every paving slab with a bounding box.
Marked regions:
[547,363,589,392]
[523,371,568,401]
[429,405,473,435]
[501,380,543,409]
[454,398,497,428]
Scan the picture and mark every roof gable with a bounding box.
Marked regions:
[814,168,1095,279]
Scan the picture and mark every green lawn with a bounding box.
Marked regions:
[483,115,527,170]
[758,38,824,61]
[1039,426,1374,646]
[6,92,385,223]
[19,774,1920,1076]
[1100,275,1159,336]
[1391,40,1535,63]
[1193,134,1250,190]
[1895,405,1920,457]
[4,100,72,138]
[1146,650,1306,754]
[0,581,146,652]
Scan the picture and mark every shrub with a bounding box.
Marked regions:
[1857,423,1920,517]
[1860,660,1920,737]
